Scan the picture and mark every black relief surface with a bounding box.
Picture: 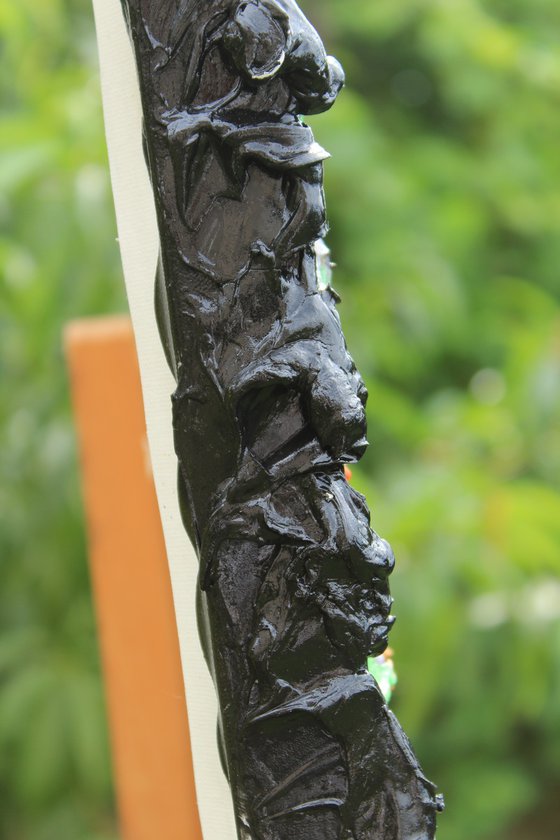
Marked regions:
[119,1,443,836]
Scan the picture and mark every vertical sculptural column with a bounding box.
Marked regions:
[119,1,443,837]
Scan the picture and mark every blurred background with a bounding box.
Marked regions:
[1,0,559,838]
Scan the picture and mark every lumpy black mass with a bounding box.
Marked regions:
[120,1,443,836]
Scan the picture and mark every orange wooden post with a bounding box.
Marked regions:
[65,315,203,840]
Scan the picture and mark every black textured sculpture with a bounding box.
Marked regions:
[120,1,443,836]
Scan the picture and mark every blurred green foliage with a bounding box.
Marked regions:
[1,2,122,837]
[1,0,559,838]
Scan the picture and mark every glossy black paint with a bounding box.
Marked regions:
[120,1,443,836]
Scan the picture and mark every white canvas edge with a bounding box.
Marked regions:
[91,1,237,837]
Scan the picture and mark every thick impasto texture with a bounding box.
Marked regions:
[2,1,560,838]
[120,1,441,837]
